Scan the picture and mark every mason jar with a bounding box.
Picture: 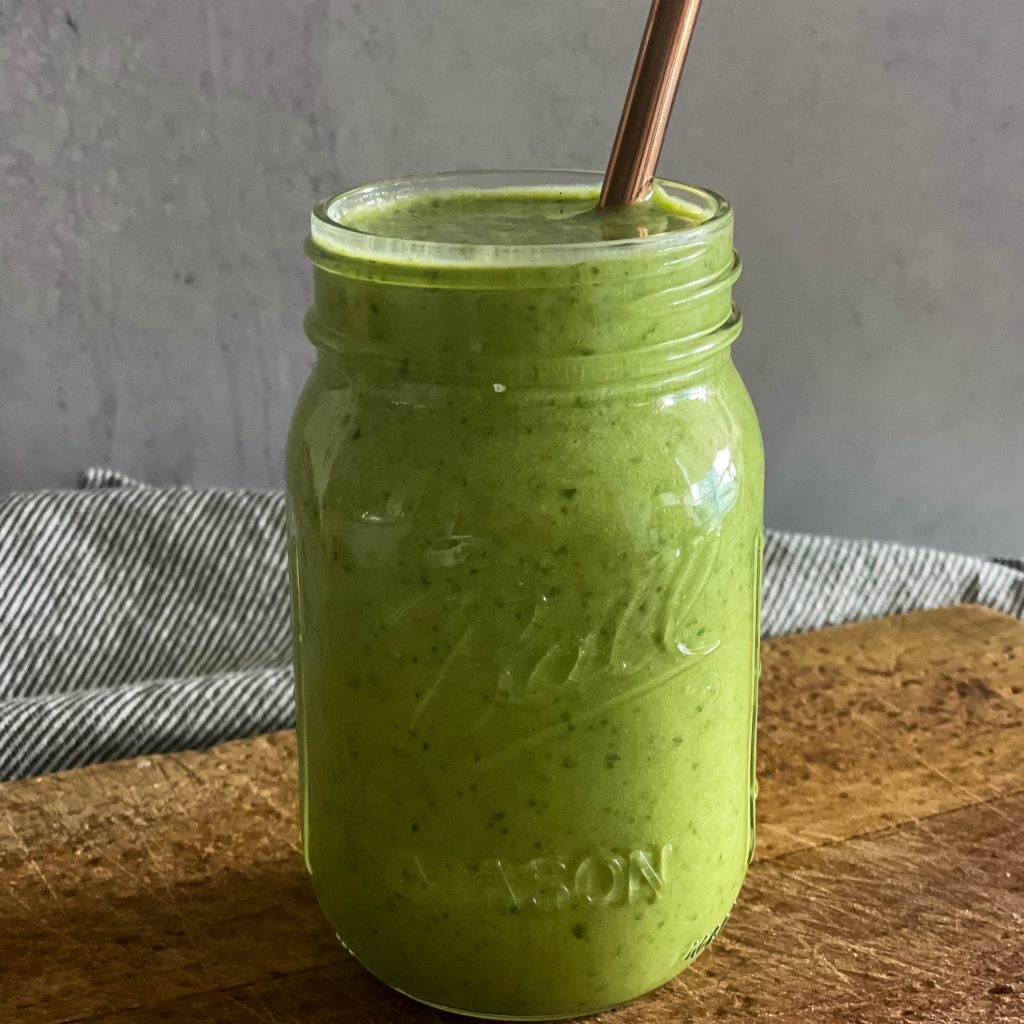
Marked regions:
[287,170,763,1019]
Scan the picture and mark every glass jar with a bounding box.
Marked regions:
[287,170,763,1019]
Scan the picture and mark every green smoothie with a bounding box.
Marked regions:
[288,171,763,1018]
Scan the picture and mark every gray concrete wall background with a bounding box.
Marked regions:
[1,0,1021,554]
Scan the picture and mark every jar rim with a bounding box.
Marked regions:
[310,169,731,268]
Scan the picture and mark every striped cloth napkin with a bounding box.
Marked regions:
[1,468,1021,782]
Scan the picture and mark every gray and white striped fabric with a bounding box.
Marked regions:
[1,468,1022,782]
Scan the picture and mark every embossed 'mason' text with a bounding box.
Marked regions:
[392,844,673,911]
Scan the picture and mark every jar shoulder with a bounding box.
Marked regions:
[287,358,763,534]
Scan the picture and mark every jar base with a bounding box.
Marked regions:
[386,977,672,1022]
[343,935,684,1022]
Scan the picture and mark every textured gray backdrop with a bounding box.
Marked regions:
[1,0,1022,554]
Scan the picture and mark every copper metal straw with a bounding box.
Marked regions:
[599,0,703,208]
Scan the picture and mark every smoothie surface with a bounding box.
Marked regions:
[338,185,704,246]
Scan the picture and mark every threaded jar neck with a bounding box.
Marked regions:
[305,171,741,389]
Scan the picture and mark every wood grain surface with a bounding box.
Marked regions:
[2,606,1023,1023]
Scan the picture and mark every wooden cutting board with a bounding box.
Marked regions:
[2,606,1023,1023]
